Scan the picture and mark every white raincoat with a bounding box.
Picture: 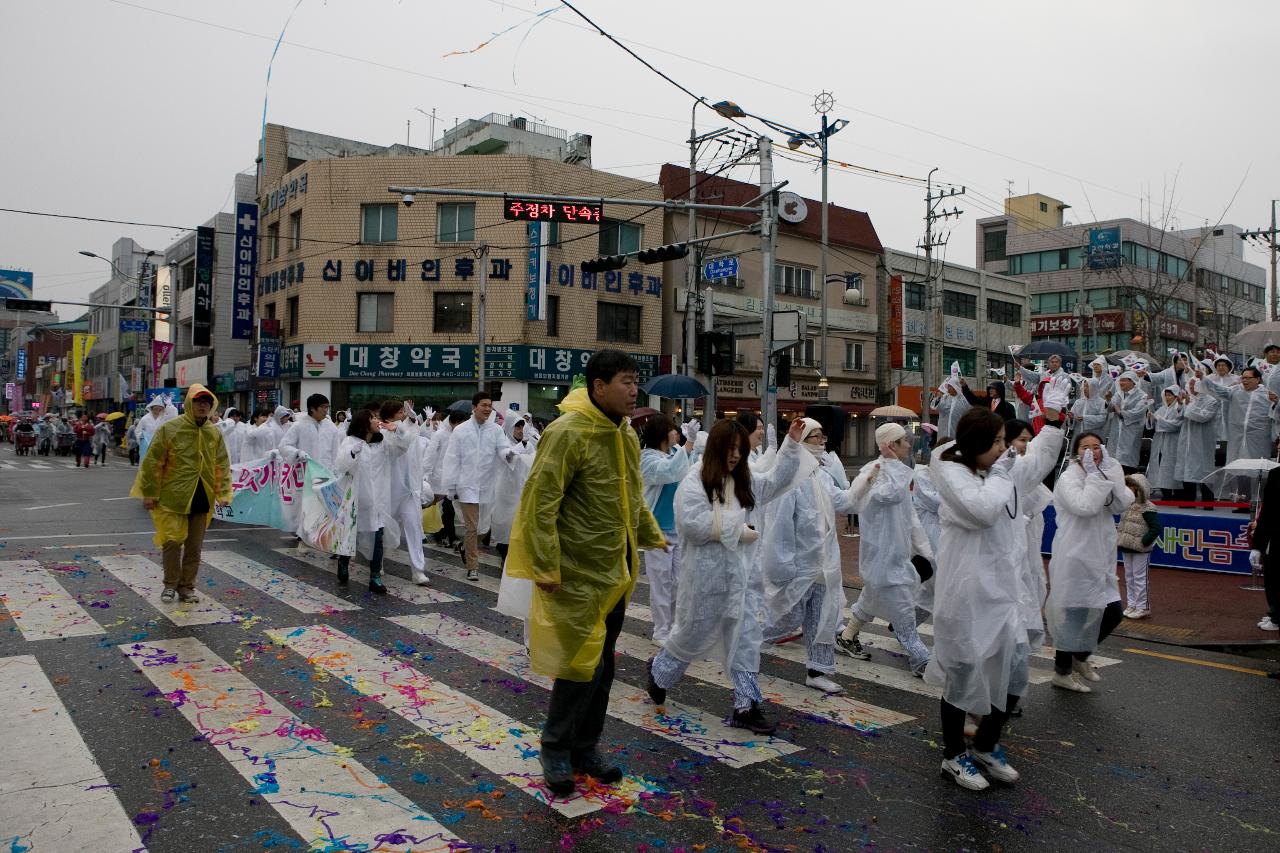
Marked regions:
[1071,387,1109,434]
[134,397,177,459]
[1145,389,1183,490]
[845,457,929,626]
[1204,378,1275,462]
[1007,425,1065,652]
[1087,355,1114,399]
[218,417,246,463]
[664,438,815,675]
[490,411,537,546]
[239,419,280,465]
[279,413,341,470]
[1173,385,1220,484]
[1046,457,1133,652]
[439,415,507,504]
[1107,374,1150,467]
[934,382,970,439]
[333,433,407,558]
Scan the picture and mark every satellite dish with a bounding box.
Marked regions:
[777,192,808,224]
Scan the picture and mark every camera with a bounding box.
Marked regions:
[401,194,415,207]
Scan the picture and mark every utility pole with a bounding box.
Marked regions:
[759,136,778,431]
[917,169,965,423]
[685,103,699,379]
[476,244,489,391]
[1242,200,1279,321]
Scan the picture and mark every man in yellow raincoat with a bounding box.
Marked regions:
[130,384,232,604]
[506,350,666,796]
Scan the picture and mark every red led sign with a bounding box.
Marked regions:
[503,197,603,224]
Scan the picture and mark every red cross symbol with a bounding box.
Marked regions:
[323,346,339,361]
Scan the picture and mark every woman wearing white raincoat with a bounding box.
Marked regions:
[926,406,1065,791]
[1046,430,1133,693]
[1107,371,1150,471]
[760,419,863,695]
[1174,377,1221,500]
[378,400,431,586]
[1071,379,1110,434]
[933,373,970,438]
[1203,366,1276,462]
[491,407,538,559]
[1087,355,1114,398]
[134,395,176,460]
[646,418,812,736]
[1145,387,1183,495]
[331,408,408,593]
[1206,356,1237,442]
[636,413,691,645]
[238,408,279,464]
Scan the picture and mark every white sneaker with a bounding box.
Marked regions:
[971,745,1020,783]
[1072,659,1102,682]
[1051,672,1092,693]
[1122,607,1137,619]
[941,752,989,791]
[1127,609,1150,620]
[805,674,844,694]
[411,571,430,586]
[1259,617,1279,631]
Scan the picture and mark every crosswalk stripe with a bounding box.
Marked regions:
[123,637,464,851]
[275,547,461,605]
[388,612,802,767]
[0,655,144,851]
[860,619,1122,668]
[0,560,103,640]
[270,624,660,818]
[93,554,241,626]
[201,551,361,614]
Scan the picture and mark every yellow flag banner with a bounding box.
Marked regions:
[72,333,97,405]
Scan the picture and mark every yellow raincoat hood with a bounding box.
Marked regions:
[130,383,233,546]
[506,387,665,681]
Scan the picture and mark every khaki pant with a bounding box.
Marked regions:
[162,512,208,593]
[459,502,480,569]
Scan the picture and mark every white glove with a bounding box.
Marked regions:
[682,419,699,444]
[504,450,516,463]
[349,444,362,457]
[1250,549,1263,570]
[423,406,436,422]
[296,450,310,462]
[766,424,778,452]
[992,446,1017,473]
[739,523,759,544]
[1081,450,1099,475]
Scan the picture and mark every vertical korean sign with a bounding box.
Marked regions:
[193,225,215,347]
[526,221,546,321]
[888,275,905,370]
[72,334,96,405]
[232,202,258,339]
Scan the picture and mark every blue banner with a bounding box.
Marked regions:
[256,340,280,378]
[232,202,258,340]
[213,453,289,529]
[1042,505,1250,575]
[526,222,545,321]
[15,349,26,381]
[1086,227,1122,270]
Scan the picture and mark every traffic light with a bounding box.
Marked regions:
[636,243,689,264]
[696,331,736,376]
[486,380,503,402]
[4,298,53,312]
[774,352,791,386]
[580,255,628,274]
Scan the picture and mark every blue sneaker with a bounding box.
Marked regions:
[972,745,1020,783]
[941,752,990,791]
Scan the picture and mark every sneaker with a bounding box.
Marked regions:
[1051,672,1092,693]
[645,657,666,706]
[941,752,990,791]
[1127,609,1150,620]
[1259,617,1279,632]
[835,634,872,661]
[160,587,177,603]
[805,674,844,694]
[571,751,623,784]
[1072,660,1102,682]
[1122,607,1137,619]
[466,568,480,582]
[411,571,430,586]
[971,745,1020,783]
[539,751,575,797]
[177,591,201,604]
[730,702,778,736]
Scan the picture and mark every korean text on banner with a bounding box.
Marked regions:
[72,334,97,405]
[232,202,258,340]
[888,275,904,370]
[213,453,289,529]
[152,341,174,378]
[299,459,357,556]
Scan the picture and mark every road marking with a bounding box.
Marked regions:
[0,529,271,542]
[1122,647,1269,676]
[389,612,802,767]
[276,547,461,605]
[202,551,361,614]
[94,554,241,626]
[99,496,132,501]
[123,637,463,851]
[26,463,51,469]
[0,560,103,641]
[0,655,143,852]
[271,624,659,817]
[24,502,80,511]
[858,623,1123,669]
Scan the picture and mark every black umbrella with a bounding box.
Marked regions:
[446,400,473,414]
[1016,341,1077,371]
[643,373,709,398]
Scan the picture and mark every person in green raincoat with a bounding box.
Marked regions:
[505,350,666,797]
[130,384,232,604]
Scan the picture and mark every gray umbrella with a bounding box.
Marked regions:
[446,400,473,414]
[1232,320,1280,355]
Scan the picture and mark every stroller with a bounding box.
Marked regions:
[55,430,75,457]
[14,423,36,455]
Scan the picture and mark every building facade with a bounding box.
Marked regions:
[83,237,159,408]
[253,123,664,422]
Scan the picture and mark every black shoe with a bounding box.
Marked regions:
[337,564,350,584]
[571,751,623,784]
[369,578,388,595]
[731,702,778,736]
[835,634,872,661]
[645,657,667,705]
[539,750,575,796]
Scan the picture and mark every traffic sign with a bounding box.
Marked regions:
[119,319,150,333]
[703,256,739,281]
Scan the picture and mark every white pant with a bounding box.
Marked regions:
[643,530,681,644]
[393,497,426,574]
[1123,550,1150,612]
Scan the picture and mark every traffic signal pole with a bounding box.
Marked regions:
[759,136,778,432]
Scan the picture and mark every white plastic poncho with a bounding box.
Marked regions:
[846,457,928,624]
[239,420,280,465]
[1146,390,1183,490]
[1173,386,1220,484]
[1007,425,1065,652]
[218,419,246,463]
[279,414,341,470]
[439,416,508,504]
[1204,378,1274,462]
[332,433,407,559]
[1087,355,1114,399]
[664,438,816,675]
[489,412,536,546]
[1071,388,1109,434]
[934,381,970,439]
[912,466,942,555]
[134,397,174,459]
[1046,457,1133,652]
[1107,374,1150,467]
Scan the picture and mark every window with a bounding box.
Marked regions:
[905,282,926,310]
[791,337,817,367]
[548,221,561,246]
[266,222,279,260]
[361,203,398,243]
[904,342,923,371]
[180,260,195,292]
[983,230,1007,262]
[597,221,641,255]
[943,290,977,319]
[1039,201,1048,212]
[545,294,560,337]
[289,212,302,251]
[942,346,976,377]
[287,296,299,336]
[596,301,642,343]
[436,202,474,243]
[265,301,276,321]
[987,298,1022,327]
[844,341,865,371]
[987,351,1007,373]
[433,292,471,333]
[773,263,816,297]
[357,292,394,332]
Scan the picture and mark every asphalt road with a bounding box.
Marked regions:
[1,446,1278,852]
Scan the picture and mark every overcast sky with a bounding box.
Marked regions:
[3,0,1277,319]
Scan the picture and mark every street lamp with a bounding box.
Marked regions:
[80,248,157,399]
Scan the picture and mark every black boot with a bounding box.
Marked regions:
[336,557,350,585]
[369,573,388,595]
[645,657,666,705]
[731,702,778,736]
[572,750,623,784]
[539,749,575,796]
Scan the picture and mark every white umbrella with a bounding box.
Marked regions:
[1200,458,1279,503]
[869,404,918,419]
[1232,320,1280,355]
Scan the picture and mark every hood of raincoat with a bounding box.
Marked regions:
[1161,385,1179,402]
[1090,354,1109,375]
[181,383,218,425]
[1118,370,1140,387]
[501,407,526,442]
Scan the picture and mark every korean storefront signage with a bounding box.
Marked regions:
[232,202,258,339]
[1028,311,1126,336]
[888,275,904,369]
[193,226,215,348]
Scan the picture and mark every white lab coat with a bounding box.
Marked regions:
[664,438,815,675]
[278,415,341,470]
[1046,459,1133,652]
[1204,380,1275,462]
[439,416,507,504]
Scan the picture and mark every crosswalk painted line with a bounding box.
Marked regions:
[93,554,241,626]
[389,612,802,767]
[124,636,463,852]
[0,560,103,640]
[276,547,461,606]
[860,619,1122,668]
[0,655,144,852]
[271,624,660,818]
[201,551,360,614]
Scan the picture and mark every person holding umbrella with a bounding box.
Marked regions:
[92,413,112,466]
